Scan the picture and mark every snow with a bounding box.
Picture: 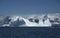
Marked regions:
[0,13,60,27]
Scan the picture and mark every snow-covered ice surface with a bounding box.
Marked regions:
[0,13,60,27]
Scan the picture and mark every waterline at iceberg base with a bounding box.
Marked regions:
[0,13,60,27]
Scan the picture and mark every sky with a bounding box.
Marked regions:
[0,0,60,15]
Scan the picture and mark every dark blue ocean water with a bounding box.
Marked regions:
[0,27,60,38]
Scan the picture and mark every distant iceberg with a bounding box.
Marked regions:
[0,13,60,27]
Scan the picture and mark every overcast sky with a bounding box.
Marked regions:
[0,0,60,15]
